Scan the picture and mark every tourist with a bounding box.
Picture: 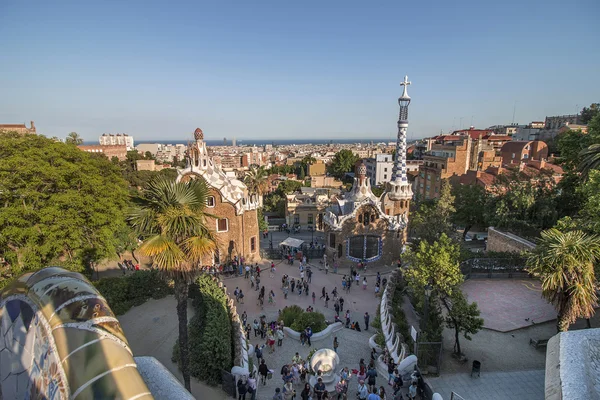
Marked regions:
[300,330,307,346]
[357,379,369,400]
[258,359,269,385]
[387,360,396,385]
[313,377,326,400]
[277,327,285,346]
[291,279,296,293]
[339,297,345,312]
[307,268,312,283]
[312,292,316,304]
[238,289,245,304]
[283,380,295,400]
[325,292,330,308]
[304,281,309,296]
[305,326,313,346]
[268,330,276,353]
[256,276,261,291]
[293,352,302,364]
[392,369,402,395]
[269,290,276,306]
[333,336,339,353]
[300,383,312,400]
[234,286,240,299]
[408,382,417,400]
[320,287,326,299]
[292,363,301,385]
[255,343,264,363]
[270,263,276,278]
[273,387,284,400]
[364,312,370,331]
[334,300,340,316]
[375,282,380,297]
[335,378,348,400]
[245,324,251,339]
[367,363,378,393]
[247,372,257,400]
[345,311,351,328]
[378,386,387,400]
[237,377,248,400]
[250,274,255,288]
[322,390,330,399]
[362,277,368,290]
[324,262,329,274]
[245,264,251,279]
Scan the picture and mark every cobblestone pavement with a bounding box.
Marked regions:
[228,260,408,400]
[428,369,545,400]
[461,279,556,332]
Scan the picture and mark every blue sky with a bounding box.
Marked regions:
[1,0,598,141]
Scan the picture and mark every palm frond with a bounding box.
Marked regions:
[181,235,217,263]
[579,143,600,181]
[138,235,186,270]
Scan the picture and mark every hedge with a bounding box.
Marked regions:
[280,305,304,327]
[94,270,173,315]
[290,310,326,332]
[173,275,233,386]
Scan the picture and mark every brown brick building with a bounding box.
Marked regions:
[77,144,127,161]
[177,128,260,265]
[0,121,36,135]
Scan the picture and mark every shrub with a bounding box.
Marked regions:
[94,270,172,315]
[290,311,326,332]
[187,275,233,385]
[375,331,385,348]
[280,305,304,327]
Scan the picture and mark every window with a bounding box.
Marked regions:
[384,174,387,179]
[308,214,313,224]
[206,196,215,207]
[217,218,228,232]
[329,233,336,248]
[294,214,300,224]
[427,175,431,180]
[512,153,516,159]
[523,153,529,159]
[250,237,256,252]
[384,168,388,172]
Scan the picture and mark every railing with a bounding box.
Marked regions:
[460,258,530,279]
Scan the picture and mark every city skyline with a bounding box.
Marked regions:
[1,0,598,141]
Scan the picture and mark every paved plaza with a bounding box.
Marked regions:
[461,279,556,332]
[428,369,545,400]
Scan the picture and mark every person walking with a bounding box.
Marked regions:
[333,336,339,353]
[277,327,285,346]
[345,310,351,328]
[334,300,340,316]
[339,297,345,312]
[273,388,284,400]
[253,320,260,337]
[300,383,312,400]
[320,287,326,299]
[312,292,316,305]
[305,326,313,347]
[367,364,378,393]
[364,312,370,331]
[307,268,312,283]
[238,289,245,304]
[283,381,295,400]
[247,373,258,400]
[362,277,367,290]
[324,293,329,308]
[291,279,296,293]
[357,380,368,400]
[237,377,248,400]
[258,359,269,385]
[255,343,264,364]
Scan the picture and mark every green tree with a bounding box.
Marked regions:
[409,180,455,244]
[327,149,360,179]
[452,184,487,239]
[527,228,600,332]
[577,170,600,234]
[144,151,155,160]
[557,129,592,173]
[579,143,600,181]
[128,177,217,390]
[440,289,484,356]
[65,131,83,145]
[298,165,306,180]
[244,166,269,199]
[404,234,463,296]
[0,132,129,284]
[277,179,303,194]
[581,103,600,124]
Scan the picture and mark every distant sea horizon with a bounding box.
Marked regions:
[85,138,401,146]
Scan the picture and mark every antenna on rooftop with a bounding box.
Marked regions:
[512,101,517,124]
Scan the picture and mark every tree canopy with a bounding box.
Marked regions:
[0,131,130,284]
[65,131,83,145]
[452,183,488,239]
[327,149,360,179]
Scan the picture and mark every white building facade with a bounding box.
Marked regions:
[364,153,394,186]
[99,133,134,150]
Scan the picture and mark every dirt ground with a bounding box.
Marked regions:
[117,296,229,400]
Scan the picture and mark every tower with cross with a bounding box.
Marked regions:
[382,76,414,242]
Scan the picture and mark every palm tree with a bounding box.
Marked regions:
[128,176,217,391]
[579,143,600,181]
[244,166,268,205]
[65,131,83,145]
[527,228,600,332]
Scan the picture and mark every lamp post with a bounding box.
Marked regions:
[422,285,432,336]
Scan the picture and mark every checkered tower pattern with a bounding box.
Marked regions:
[394,122,409,183]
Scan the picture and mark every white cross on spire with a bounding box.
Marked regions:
[400,75,411,98]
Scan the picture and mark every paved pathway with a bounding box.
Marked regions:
[428,369,545,400]
[227,259,407,400]
[461,279,555,332]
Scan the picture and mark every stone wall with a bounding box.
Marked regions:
[486,226,535,253]
[203,187,261,265]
